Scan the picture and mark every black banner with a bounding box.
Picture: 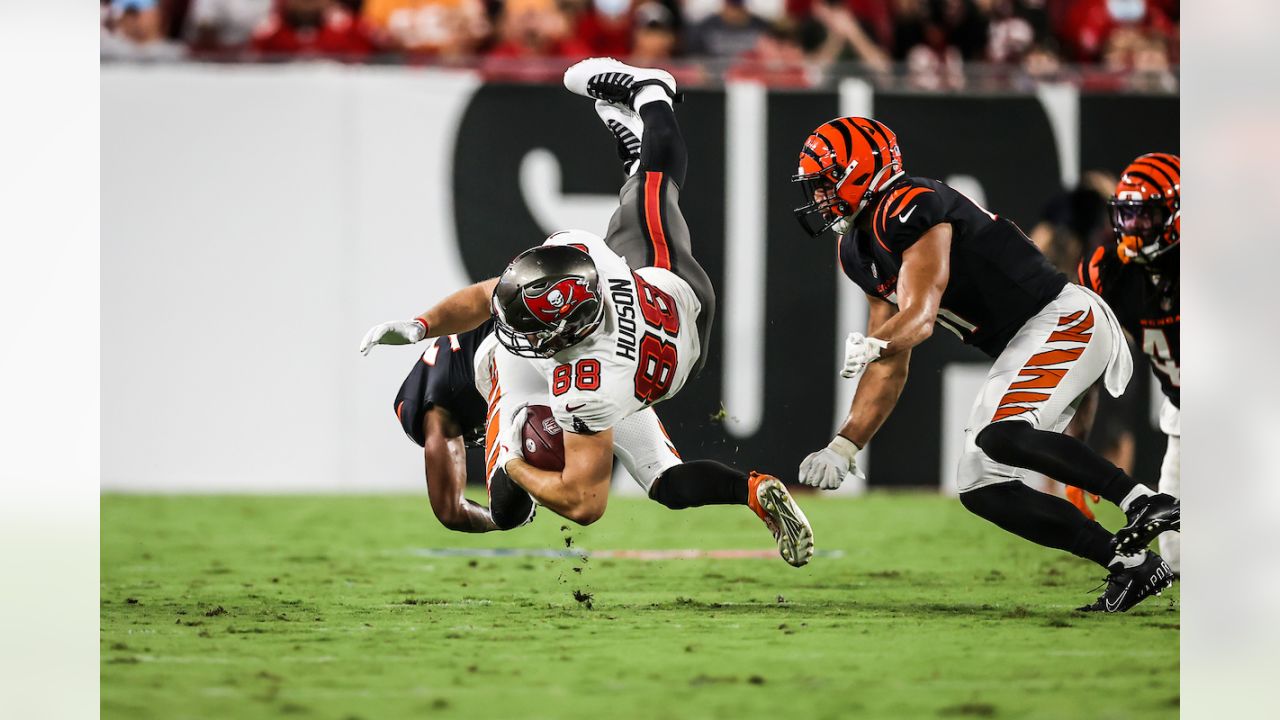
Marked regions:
[453,85,1177,488]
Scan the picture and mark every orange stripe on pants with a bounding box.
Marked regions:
[644,171,671,269]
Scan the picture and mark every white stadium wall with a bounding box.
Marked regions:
[102,64,481,492]
[101,64,1175,493]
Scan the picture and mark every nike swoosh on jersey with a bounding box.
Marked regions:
[897,205,918,223]
[566,403,586,412]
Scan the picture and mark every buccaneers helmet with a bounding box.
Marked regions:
[1109,153,1180,264]
[491,245,605,358]
[793,116,904,236]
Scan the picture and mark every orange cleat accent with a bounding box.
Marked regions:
[1065,486,1101,520]
[747,472,814,568]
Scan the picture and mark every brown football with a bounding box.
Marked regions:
[521,405,565,471]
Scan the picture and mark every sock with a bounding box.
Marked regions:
[976,421,1139,506]
[961,481,1118,569]
[1119,485,1156,513]
[633,84,672,111]
[649,460,749,509]
[636,101,687,188]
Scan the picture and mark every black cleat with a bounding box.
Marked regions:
[1114,493,1180,554]
[1078,552,1176,613]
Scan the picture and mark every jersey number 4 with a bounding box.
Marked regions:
[1142,328,1180,388]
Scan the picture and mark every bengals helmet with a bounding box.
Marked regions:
[793,117,904,236]
[1109,153,1180,264]
[491,245,605,358]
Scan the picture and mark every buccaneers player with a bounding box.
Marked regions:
[363,59,814,567]
[1072,153,1181,573]
[791,117,1178,610]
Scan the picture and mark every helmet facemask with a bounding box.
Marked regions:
[793,161,856,237]
[1109,197,1178,264]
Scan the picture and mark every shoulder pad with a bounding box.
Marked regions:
[870,179,944,254]
[1079,244,1112,295]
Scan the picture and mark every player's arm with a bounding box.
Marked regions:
[503,429,615,526]
[422,408,499,533]
[864,223,951,357]
[799,296,907,489]
[839,297,912,447]
[359,278,498,355]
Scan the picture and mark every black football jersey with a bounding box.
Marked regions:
[1079,245,1180,406]
[838,176,1068,357]
[393,319,495,446]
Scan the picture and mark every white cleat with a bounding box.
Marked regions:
[749,474,815,568]
[563,57,679,109]
[594,100,643,175]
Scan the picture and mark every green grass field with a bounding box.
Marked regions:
[102,492,1178,720]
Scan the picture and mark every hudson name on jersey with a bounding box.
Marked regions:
[530,230,703,434]
[838,176,1068,356]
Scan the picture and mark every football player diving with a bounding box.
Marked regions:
[1070,153,1181,574]
[790,118,1179,610]
[362,59,814,567]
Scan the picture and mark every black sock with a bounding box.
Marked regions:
[637,102,687,188]
[976,421,1138,506]
[648,460,748,509]
[960,482,1117,569]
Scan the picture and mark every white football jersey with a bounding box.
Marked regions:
[530,229,703,433]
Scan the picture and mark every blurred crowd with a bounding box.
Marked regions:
[102,0,1179,88]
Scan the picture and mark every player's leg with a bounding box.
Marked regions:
[567,60,716,372]
[1157,400,1181,574]
[970,289,1178,553]
[955,286,1173,610]
[613,409,814,567]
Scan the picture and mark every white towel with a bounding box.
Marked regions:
[1077,284,1134,398]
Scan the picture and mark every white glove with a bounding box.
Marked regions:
[841,332,890,380]
[798,435,862,490]
[359,318,427,356]
[495,404,529,473]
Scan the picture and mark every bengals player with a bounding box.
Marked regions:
[791,117,1178,611]
[1073,153,1181,572]
[362,59,814,567]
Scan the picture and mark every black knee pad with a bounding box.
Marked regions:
[489,469,534,530]
[975,420,1033,466]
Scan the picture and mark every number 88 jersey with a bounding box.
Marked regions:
[530,230,704,434]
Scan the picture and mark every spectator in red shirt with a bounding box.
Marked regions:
[729,19,813,87]
[481,0,592,81]
[251,0,374,59]
[576,0,635,57]
[1059,0,1175,63]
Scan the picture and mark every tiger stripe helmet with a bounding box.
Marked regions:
[1109,153,1180,264]
[792,117,904,237]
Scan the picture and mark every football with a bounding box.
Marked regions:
[521,404,565,471]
